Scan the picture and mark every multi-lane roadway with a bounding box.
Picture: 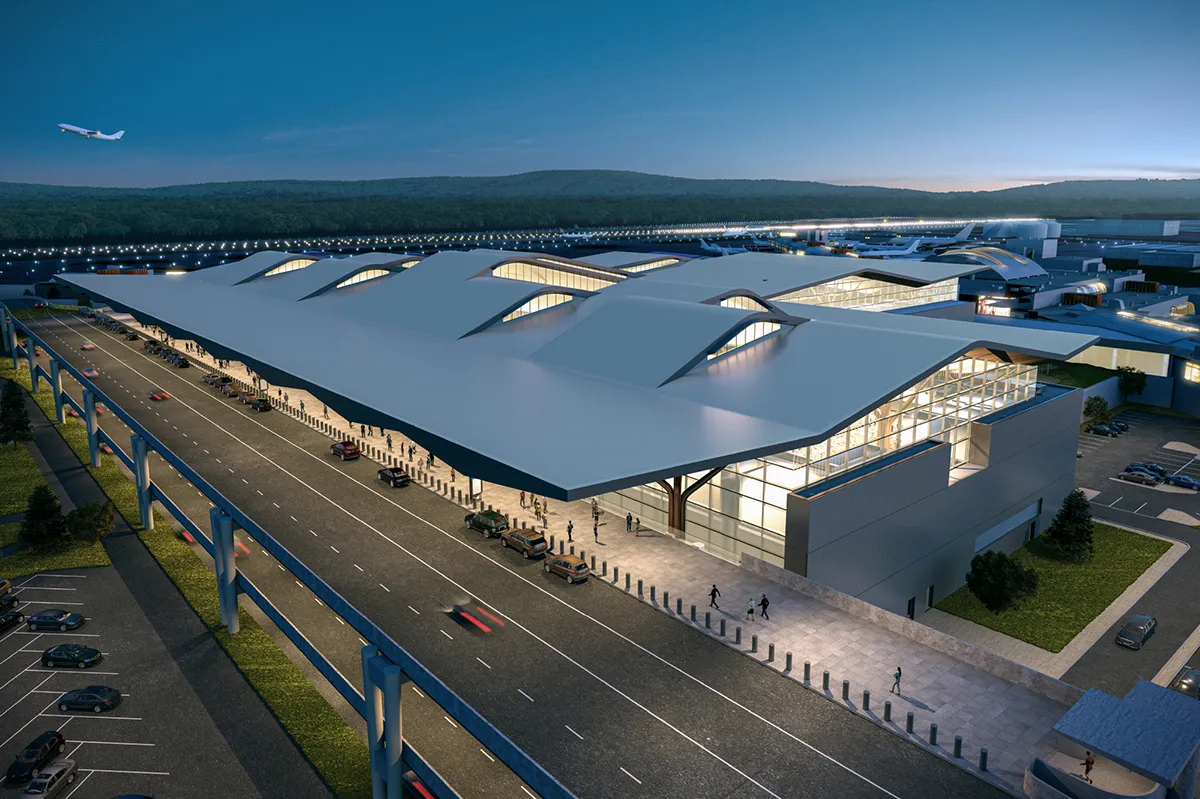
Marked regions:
[25,311,1006,799]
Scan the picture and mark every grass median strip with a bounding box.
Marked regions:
[1,353,371,799]
[937,522,1172,652]
[0,441,49,517]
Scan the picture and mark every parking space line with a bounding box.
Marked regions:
[0,674,55,722]
[41,713,141,720]
[75,740,156,746]
[0,698,59,748]
[61,769,91,799]
[27,669,121,675]
[20,600,85,605]
[80,767,168,775]
[17,632,99,637]
[0,637,42,666]
[1135,502,1147,513]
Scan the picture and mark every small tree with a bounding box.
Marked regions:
[65,502,116,543]
[0,382,33,450]
[1083,396,1110,423]
[966,550,1039,613]
[77,294,92,309]
[20,485,68,551]
[1042,489,1095,562]
[1116,366,1147,401]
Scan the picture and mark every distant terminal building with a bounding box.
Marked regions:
[1067,219,1182,238]
[60,247,1094,619]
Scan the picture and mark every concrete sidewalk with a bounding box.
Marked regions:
[148,325,1071,795]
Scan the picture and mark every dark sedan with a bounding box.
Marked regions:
[0,610,26,634]
[1170,667,1200,699]
[1116,614,1157,650]
[41,644,102,669]
[57,685,121,714]
[27,609,84,632]
[5,731,65,784]
[0,592,19,613]
[378,468,412,488]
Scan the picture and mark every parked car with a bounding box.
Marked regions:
[249,398,272,412]
[41,643,102,669]
[0,611,25,634]
[27,609,84,632]
[1077,450,1084,458]
[377,467,411,488]
[238,390,258,403]
[1169,667,1200,699]
[500,528,548,559]
[1128,463,1168,477]
[1117,470,1160,486]
[465,509,509,537]
[0,593,20,613]
[1164,474,1200,490]
[211,376,232,389]
[5,731,66,785]
[124,331,138,340]
[1108,420,1130,432]
[330,441,360,461]
[56,685,121,714]
[176,356,190,368]
[1116,614,1157,650]
[0,577,10,594]
[18,759,76,798]
[1086,423,1119,437]
[544,554,590,584]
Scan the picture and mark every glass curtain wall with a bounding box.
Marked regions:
[720,295,773,312]
[501,292,575,323]
[262,258,317,278]
[620,258,681,273]
[492,261,621,292]
[600,356,1038,566]
[772,277,958,312]
[335,269,391,289]
[707,322,782,360]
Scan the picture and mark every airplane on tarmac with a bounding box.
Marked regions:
[700,238,749,256]
[57,123,125,140]
[559,228,594,240]
[832,223,974,255]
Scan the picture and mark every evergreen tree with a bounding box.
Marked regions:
[965,550,1039,613]
[20,485,68,550]
[65,502,116,543]
[1116,366,1147,401]
[1042,489,1094,562]
[0,382,32,449]
[1083,396,1110,423]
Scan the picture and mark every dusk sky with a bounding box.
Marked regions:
[4,0,1198,190]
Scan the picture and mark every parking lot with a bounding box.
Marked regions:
[1076,407,1200,523]
[0,568,262,799]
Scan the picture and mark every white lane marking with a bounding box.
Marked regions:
[477,657,491,669]
[413,687,424,698]
[358,637,368,646]
[272,502,280,508]
[314,598,324,607]
[444,715,457,728]
[330,546,340,554]
[379,582,389,592]
[44,317,877,797]
[407,605,419,615]
[0,698,59,748]
[521,788,537,798]
[28,670,121,676]
[354,564,364,572]
[518,688,534,702]
[440,629,453,640]
[61,769,91,799]
[565,724,583,740]
[257,490,263,495]
[479,748,495,762]
[227,468,234,474]
[310,530,318,536]
[1134,502,1148,513]
[79,767,168,775]
[295,580,303,588]
[0,636,42,667]
[277,564,284,571]
[261,549,270,557]
[336,617,345,625]
[290,515,298,522]
[621,767,642,785]
[242,478,248,484]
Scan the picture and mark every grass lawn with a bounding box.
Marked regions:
[10,304,78,320]
[0,539,110,578]
[1039,361,1115,389]
[0,354,370,798]
[1112,402,1199,421]
[0,522,19,548]
[0,442,47,516]
[936,522,1172,652]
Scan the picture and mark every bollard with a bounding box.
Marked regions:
[649,585,655,602]
[953,735,962,758]
[570,545,575,555]
[906,712,914,734]
[751,635,758,653]
[663,591,669,608]
[979,748,988,772]
[842,680,849,701]
[884,700,892,722]
[559,540,565,554]
[591,555,596,571]
[690,605,696,622]
[785,652,792,672]
[767,643,774,662]
[549,534,555,550]
[676,598,682,616]
[521,520,527,529]
[930,723,938,747]
[863,690,870,712]
[602,560,607,576]
[803,661,811,683]
[822,670,830,691]
[637,579,643,596]
[488,504,493,512]
[579,550,585,561]
[705,612,711,629]
[625,573,630,591]
[613,566,619,582]
[720,618,726,637]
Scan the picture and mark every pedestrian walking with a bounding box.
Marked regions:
[709,585,721,609]
[520,491,526,508]
[300,400,305,414]
[758,593,770,620]
[323,404,329,419]
[450,468,456,482]
[534,500,541,522]
[284,392,289,404]
[429,453,435,468]
[567,521,574,542]
[360,424,366,437]
[543,498,549,517]
[1081,752,1095,784]
[746,599,755,621]
[626,512,632,532]
[635,517,641,533]
[890,666,902,694]
[278,389,282,398]
[593,522,599,543]
[409,445,415,462]
[387,435,393,451]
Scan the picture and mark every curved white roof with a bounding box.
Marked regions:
[925,246,1047,282]
[62,249,1096,499]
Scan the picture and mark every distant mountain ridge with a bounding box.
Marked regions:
[3,170,1200,201]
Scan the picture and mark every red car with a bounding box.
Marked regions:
[149,390,171,401]
[330,441,360,461]
[81,368,99,378]
[80,342,96,351]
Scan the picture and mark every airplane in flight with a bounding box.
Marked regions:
[699,239,749,256]
[58,123,125,141]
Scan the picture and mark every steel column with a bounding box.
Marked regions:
[210,508,239,633]
[132,435,153,530]
[50,359,65,424]
[362,647,387,799]
[383,664,405,799]
[83,389,100,467]
[26,338,37,391]
[362,647,409,799]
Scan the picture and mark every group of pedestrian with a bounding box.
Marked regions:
[708,586,771,620]
[624,512,641,533]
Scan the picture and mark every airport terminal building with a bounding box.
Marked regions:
[60,248,1095,617]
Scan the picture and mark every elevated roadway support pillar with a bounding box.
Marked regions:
[83,389,100,468]
[50,359,65,424]
[0,310,11,355]
[26,337,37,391]
[6,314,19,369]
[210,508,239,633]
[362,646,408,799]
[656,465,723,535]
[131,435,153,531]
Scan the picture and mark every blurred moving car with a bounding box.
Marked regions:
[149,390,171,401]
[81,368,99,378]
[56,685,122,714]
[1116,614,1157,650]
[378,467,411,488]
[27,609,84,632]
[80,342,95,351]
[446,598,505,633]
[544,554,590,583]
[331,441,360,461]
[5,731,66,785]
[1169,667,1200,699]
[17,759,76,798]
[41,643,102,669]
[500,528,547,559]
